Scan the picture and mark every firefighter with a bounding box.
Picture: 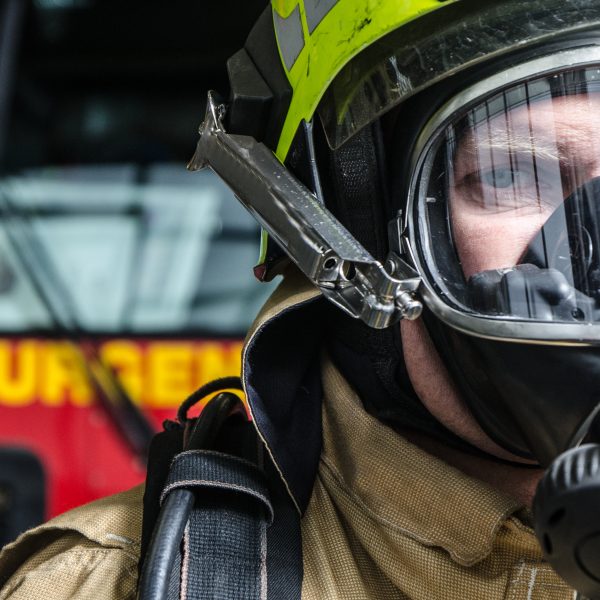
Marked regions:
[3,0,600,597]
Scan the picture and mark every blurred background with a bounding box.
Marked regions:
[0,0,273,546]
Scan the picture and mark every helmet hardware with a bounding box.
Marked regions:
[188,91,423,329]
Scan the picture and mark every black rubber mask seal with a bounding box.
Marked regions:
[424,177,600,467]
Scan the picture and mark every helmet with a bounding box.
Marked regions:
[189,0,600,467]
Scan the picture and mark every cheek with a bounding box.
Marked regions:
[452,212,547,279]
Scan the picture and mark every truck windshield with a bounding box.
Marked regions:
[0,0,274,337]
[0,164,272,335]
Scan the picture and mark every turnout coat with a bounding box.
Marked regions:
[0,270,575,599]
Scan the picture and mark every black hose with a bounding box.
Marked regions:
[177,376,243,424]
[137,490,195,600]
[138,392,247,599]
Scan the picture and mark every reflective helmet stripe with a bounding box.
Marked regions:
[270,0,451,160]
[273,6,305,71]
[304,0,339,33]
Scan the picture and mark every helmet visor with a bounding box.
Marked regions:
[412,64,600,339]
[317,0,600,150]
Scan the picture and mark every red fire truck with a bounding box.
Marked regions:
[0,0,270,546]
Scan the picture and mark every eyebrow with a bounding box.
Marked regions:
[459,131,561,162]
[458,125,596,164]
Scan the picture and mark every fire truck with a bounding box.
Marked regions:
[0,0,270,546]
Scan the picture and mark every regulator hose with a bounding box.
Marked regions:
[138,385,246,600]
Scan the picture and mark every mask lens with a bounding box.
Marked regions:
[417,66,600,324]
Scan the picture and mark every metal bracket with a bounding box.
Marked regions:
[188,91,423,329]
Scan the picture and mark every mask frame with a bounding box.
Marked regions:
[407,45,600,346]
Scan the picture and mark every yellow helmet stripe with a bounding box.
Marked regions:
[271,0,453,160]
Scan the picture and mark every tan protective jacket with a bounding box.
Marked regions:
[0,273,575,599]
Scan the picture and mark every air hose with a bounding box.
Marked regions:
[138,379,246,600]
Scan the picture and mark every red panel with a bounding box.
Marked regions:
[0,337,243,518]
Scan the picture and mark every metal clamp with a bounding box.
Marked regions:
[188,91,423,329]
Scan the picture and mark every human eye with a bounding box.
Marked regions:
[479,166,536,190]
[455,163,553,213]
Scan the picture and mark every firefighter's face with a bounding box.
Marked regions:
[449,94,600,279]
[402,94,600,462]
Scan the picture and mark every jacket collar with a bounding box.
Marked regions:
[319,355,528,566]
[242,268,325,513]
[242,267,527,563]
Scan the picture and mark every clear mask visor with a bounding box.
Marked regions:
[415,66,600,332]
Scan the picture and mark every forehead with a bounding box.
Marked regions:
[454,92,600,167]
[469,92,600,137]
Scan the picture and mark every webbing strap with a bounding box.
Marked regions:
[161,450,273,600]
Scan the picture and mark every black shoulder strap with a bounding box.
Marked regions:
[138,388,302,600]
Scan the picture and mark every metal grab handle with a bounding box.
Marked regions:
[188,91,422,329]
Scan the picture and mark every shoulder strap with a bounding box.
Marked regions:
[138,388,302,600]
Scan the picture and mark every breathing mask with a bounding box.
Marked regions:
[189,0,600,594]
